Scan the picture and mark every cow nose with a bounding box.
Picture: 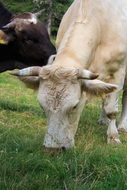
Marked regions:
[61,146,66,151]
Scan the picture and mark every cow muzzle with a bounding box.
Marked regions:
[43,119,75,149]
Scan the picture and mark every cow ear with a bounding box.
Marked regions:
[0,30,8,44]
[18,76,39,90]
[83,79,118,96]
[10,67,41,90]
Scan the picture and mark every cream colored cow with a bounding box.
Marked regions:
[12,0,127,149]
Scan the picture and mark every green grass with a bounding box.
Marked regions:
[1,0,35,13]
[1,73,127,190]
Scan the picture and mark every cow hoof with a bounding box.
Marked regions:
[118,128,127,133]
[107,136,121,144]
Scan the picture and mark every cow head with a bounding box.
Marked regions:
[0,12,56,62]
[0,12,38,42]
[11,65,117,149]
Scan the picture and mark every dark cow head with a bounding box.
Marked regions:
[1,12,56,63]
[0,6,56,73]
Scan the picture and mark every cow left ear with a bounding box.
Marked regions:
[0,30,8,44]
[82,79,118,96]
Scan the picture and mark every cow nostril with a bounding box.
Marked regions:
[61,146,66,151]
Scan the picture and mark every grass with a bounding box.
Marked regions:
[1,72,127,190]
[1,0,35,13]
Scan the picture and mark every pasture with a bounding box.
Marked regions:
[0,72,127,190]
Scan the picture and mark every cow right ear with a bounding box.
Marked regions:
[18,76,40,90]
[10,67,42,90]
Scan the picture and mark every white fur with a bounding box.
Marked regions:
[28,14,37,24]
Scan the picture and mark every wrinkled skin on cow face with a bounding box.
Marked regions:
[38,67,86,148]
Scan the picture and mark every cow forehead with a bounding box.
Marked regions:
[38,66,82,111]
[44,82,69,110]
[41,79,75,97]
[39,78,81,111]
[39,66,80,80]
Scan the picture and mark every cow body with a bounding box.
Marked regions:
[0,2,56,73]
[13,0,127,149]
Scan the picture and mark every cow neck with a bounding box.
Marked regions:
[56,19,99,70]
[55,0,100,71]
[53,51,84,69]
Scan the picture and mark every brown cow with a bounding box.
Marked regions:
[0,2,56,73]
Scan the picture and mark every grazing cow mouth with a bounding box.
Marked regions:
[43,146,67,154]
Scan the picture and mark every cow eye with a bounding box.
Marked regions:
[72,103,79,110]
[73,105,77,109]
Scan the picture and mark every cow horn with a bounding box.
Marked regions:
[10,66,42,76]
[3,20,16,29]
[34,10,44,17]
[78,69,99,80]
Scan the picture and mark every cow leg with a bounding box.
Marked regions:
[98,101,109,125]
[118,82,127,133]
[103,92,120,144]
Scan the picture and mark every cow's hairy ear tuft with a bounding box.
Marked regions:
[18,76,40,90]
[83,79,118,96]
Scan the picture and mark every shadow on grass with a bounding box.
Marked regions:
[0,99,45,117]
